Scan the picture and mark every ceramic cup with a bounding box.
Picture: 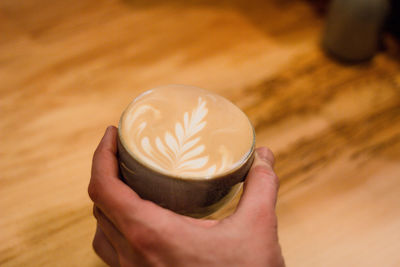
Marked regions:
[117,85,255,217]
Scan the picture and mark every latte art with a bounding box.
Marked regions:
[119,85,254,179]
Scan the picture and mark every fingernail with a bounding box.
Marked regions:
[256,148,275,167]
[257,149,269,162]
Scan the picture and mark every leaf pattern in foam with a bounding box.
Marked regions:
[140,97,211,173]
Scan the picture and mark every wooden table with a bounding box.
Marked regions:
[1,0,399,266]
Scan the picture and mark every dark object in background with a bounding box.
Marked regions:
[386,0,400,42]
[322,0,390,62]
[308,0,331,14]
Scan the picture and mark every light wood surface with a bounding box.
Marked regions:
[1,0,399,266]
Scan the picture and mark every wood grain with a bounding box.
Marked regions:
[1,0,399,266]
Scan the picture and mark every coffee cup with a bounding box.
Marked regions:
[117,85,255,217]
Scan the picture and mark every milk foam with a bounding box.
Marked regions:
[119,85,254,179]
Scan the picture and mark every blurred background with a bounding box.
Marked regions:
[1,0,399,266]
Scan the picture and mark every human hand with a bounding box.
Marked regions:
[89,126,285,267]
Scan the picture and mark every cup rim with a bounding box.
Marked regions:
[117,84,256,181]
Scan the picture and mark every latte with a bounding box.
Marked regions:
[119,85,254,179]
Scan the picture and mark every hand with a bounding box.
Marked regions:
[88,126,285,267]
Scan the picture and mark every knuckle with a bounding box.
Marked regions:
[253,165,280,189]
[270,172,279,186]
[253,165,274,178]
[88,181,100,202]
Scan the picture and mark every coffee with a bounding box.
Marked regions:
[117,85,255,217]
[119,85,254,179]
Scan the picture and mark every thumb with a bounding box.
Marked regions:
[233,147,279,223]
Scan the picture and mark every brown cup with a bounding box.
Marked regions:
[117,85,255,218]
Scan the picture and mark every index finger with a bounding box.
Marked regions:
[88,126,170,233]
